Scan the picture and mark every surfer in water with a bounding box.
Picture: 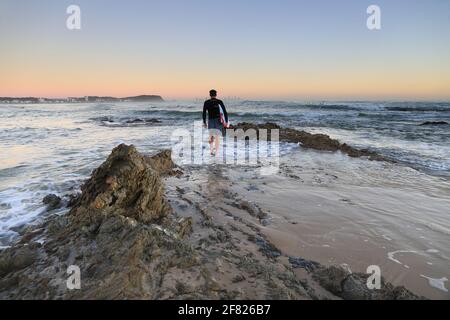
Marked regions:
[203,89,229,156]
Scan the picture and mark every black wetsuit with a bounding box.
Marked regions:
[202,98,228,125]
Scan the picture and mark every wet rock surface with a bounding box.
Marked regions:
[42,194,62,211]
[231,122,390,162]
[312,265,423,300]
[0,244,39,277]
[419,121,448,126]
[69,144,172,225]
[125,118,162,124]
[0,145,421,300]
[288,257,320,272]
[0,145,188,299]
[144,149,179,176]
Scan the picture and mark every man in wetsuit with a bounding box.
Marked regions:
[203,89,229,156]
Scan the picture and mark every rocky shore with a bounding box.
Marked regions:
[0,138,422,299]
[231,122,390,162]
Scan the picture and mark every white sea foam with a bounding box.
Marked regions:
[420,275,449,293]
[388,250,418,266]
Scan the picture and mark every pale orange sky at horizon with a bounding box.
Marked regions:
[2,65,449,101]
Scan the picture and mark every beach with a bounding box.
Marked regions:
[0,101,449,299]
[163,142,450,299]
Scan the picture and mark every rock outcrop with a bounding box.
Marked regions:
[69,144,172,226]
[0,145,194,299]
[419,121,448,126]
[231,122,389,162]
[312,265,422,300]
[42,194,62,211]
[125,118,162,124]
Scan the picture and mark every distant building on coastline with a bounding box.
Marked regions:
[0,94,164,104]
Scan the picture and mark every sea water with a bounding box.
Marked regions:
[1,101,449,248]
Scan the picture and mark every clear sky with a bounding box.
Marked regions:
[1,0,450,100]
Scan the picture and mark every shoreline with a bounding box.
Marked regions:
[0,137,432,299]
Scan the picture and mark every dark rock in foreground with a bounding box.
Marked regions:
[288,256,320,272]
[231,122,390,162]
[43,194,62,211]
[0,145,190,299]
[70,144,172,225]
[312,265,422,300]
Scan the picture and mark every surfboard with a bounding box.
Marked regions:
[219,106,230,128]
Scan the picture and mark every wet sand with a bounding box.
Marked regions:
[166,148,450,299]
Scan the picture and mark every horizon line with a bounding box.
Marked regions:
[1,95,450,104]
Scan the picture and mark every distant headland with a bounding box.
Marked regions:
[0,95,164,104]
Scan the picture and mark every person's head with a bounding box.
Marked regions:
[209,89,217,98]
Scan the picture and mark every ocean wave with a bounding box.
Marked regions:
[89,116,164,127]
[302,104,364,111]
[385,103,450,112]
[137,109,199,117]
